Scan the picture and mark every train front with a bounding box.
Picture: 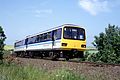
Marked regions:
[61,24,86,58]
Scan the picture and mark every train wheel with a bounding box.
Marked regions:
[49,52,58,60]
[65,52,70,61]
[29,52,34,58]
[20,52,25,58]
[40,53,44,59]
[65,56,69,61]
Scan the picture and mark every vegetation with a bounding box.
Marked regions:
[0,63,85,80]
[85,24,120,63]
[4,45,13,50]
[0,26,6,62]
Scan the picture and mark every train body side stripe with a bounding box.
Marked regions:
[27,40,61,47]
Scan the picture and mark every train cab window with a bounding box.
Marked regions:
[78,28,85,40]
[64,28,71,39]
[63,27,85,40]
[71,28,77,39]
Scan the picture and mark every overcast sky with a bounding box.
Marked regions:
[0,0,120,46]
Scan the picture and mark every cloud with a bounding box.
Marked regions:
[78,0,110,15]
[34,9,53,17]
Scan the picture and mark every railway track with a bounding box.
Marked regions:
[33,57,120,67]
[69,60,120,67]
[15,56,120,67]
[8,54,120,67]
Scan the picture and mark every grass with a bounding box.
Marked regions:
[86,46,98,54]
[0,63,86,80]
[47,69,85,80]
[4,45,13,50]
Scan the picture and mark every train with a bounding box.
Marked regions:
[14,24,86,60]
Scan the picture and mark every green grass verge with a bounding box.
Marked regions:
[4,45,14,50]
[0,63,86,80]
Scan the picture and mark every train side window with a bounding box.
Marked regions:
[52,30,57,41]
[30,37,33,44]
[38,35,41,42]
[44,33,47,41]
[39,34,42,42]
[15,40,24,47]
[52,29,62,41]
[57,28,62,39]
[35,35,39,43]
[27,38,31,44]
[27,36,36,44]
[47,32,52,41]
[40,34,44,42]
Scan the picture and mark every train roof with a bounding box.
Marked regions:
[15,24,84,42]
[26,25,62,38]
[26,24,83,38]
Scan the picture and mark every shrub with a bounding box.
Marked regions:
[92,24,120,63]
[0,26,6,62]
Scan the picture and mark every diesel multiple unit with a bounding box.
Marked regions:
[14,24,86,60]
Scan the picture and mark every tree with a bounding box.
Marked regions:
[0,26,6,62]
[92,24,120,63]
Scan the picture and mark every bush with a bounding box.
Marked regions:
[0,26,6,62]
[92,24,120,63]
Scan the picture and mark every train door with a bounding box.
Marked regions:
[52,30,57,48]
[25,38,28,49]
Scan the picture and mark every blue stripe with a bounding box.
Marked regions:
[15,39,61,48]
[27,40,61,47]
[15,45,26,48]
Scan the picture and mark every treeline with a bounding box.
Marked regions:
[83,24,120,64]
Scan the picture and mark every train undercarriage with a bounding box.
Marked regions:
[14,49,84,61]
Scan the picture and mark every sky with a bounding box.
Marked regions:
[0,0,120,46]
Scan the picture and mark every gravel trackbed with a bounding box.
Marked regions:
[15,58,120,80]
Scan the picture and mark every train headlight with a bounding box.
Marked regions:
[62,43,67,46]
[81,44,86,48]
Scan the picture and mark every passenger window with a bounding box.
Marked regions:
[40,34,44,42]
[57,28,62,39]
[52,28,62,41]
[47,32,52,40]
[44,33,47,40]
[53,30,57,41]
[36,35,39,43]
